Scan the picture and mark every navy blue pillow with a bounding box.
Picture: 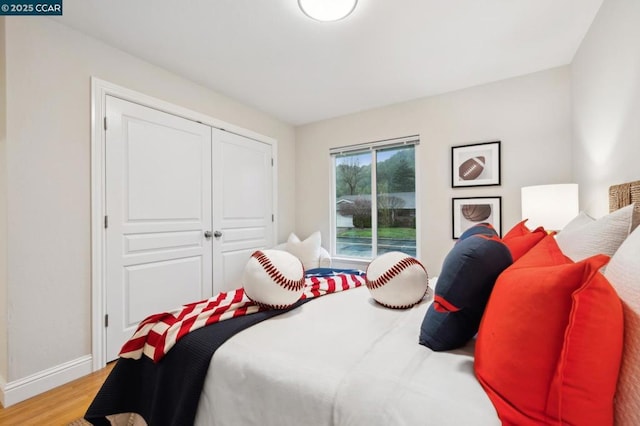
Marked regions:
[457,222,497,241]
[419,227,512,351]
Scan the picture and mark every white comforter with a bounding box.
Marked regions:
[195,284,499,426]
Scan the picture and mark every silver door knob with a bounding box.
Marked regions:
[204,230,213,239]
[213,230,223,238]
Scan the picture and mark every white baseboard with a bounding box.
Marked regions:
[0,355,93,407]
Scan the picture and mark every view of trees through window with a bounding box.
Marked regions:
[334,145,416,258]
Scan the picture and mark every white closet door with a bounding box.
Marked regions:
[105,96,213,361]
[212,129,274,294]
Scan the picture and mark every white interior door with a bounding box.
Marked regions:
[105,96,213,361]
[212,130,274,294]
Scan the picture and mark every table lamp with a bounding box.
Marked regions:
[521,184,579,231]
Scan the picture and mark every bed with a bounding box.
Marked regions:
[86,181,640,426]
[195,283,498,426]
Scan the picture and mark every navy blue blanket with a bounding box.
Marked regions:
[85,301,307,426]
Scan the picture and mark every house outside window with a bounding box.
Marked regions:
[331,136,418,259]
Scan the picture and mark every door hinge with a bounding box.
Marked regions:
[103,117,107,130]
[104,215,109,229]
[272,214,274,222]
[271,158,274,166]
[104,314,109,328]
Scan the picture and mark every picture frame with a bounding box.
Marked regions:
[452,196,502,239]
[451,141,501,187]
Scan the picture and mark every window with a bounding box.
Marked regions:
[331,136,418,259]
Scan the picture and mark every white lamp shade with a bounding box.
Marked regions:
[521,184,579,231]
[298,0,358,22]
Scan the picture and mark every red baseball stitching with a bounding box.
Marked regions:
[251,300,296,310]
[252,250,305,292]
[366,257,426,290]
[375,298,424,310]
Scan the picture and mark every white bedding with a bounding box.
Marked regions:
[195,283,499,426]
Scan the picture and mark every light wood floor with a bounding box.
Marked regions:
[0,362,115,426]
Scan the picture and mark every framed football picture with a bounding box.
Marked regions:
[452,197,502,239]
[451,141,501,187]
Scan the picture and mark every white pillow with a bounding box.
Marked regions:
[561,211,594,232]
[604,226,640,426]
[286,231,321,270]
[555,203,637,262]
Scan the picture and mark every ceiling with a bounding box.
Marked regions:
[54,0,603,126]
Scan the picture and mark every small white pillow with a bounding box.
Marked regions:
[604,226,640,426]
[555,203,637,262]
[561,211,594,232]
[286,231,321,270]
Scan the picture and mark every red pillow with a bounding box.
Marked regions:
[475,237,623,426]
[507,233,569,269]
[502,219,532,238]
[501,219,547,261]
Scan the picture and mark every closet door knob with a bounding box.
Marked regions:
[213,230,223,238]
[204,231,213,239]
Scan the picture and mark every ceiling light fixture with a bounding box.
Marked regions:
[298,0,358,22]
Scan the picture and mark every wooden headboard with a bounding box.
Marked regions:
[609,180,640,212]
[609,179,640,233]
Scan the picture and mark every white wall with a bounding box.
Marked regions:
[2,17,295,385]
[295,67,572,276]
[572,0,640,216]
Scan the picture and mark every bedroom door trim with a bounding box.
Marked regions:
[90,78,278,370]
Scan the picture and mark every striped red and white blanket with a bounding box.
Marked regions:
[120,268,366,362]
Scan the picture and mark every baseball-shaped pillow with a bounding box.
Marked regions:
[242,250,305,309]
[365,252,428,309]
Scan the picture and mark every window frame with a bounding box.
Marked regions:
[330,136,420,262]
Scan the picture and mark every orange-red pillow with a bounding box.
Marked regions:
[475,237,623,426]
[501,219,547,261]
[502,219,532,238]
[507,233,569,269]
